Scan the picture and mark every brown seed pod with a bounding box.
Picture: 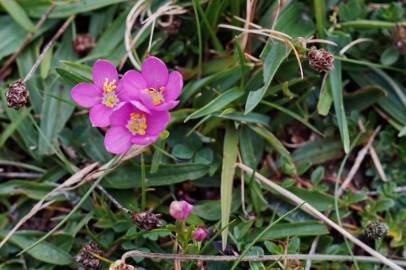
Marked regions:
[392,25,406,55]
[365,220,388,239]
[307,46,335,73]
[73,33,96,55]
[75,241,103,270]
[5,79,29,110]
[131,211,162,231]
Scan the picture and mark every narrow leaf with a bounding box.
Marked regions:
[185,87,243,121]
[0,0,36,32]
[221,123,238,250]
[329,60,350,153]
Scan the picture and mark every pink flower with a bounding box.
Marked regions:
[169,200,193,221]
[104,101,170,154]
[71,60,134,127]
[121,56,183,111]
[192,227,207,241]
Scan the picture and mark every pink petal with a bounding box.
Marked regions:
[71,83,102,108]
[141,56,169,89]
[164,71,183,101]
[104,127,132,154]
[110,102,133,127]
[119,70,148,101]
[92,59,118,89]
[129,100,150,114]
[89,104,112,127]
[131,135,158,145]
[146,110,170,135]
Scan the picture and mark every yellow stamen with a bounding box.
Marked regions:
[103,78,117,93]
[127,113,147,135]
[147,87,165,105]
[103,92,119,108]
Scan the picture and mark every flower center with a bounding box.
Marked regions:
[103,92,119,108]
[103,78,117,93]
[146,87,165,105]
[127,113,147,135]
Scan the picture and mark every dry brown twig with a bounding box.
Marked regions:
[336,126,381,196]
[235,163,404,270]
[119,250,406,266]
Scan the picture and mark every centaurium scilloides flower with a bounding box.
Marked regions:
[104,101,170,154]
[70,56,183,154]
[121,56,183,111]
[71,60,130,127]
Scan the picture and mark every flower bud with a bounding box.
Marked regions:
[169,200,193,221]
[192,227,207,241]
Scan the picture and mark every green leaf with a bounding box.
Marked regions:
[0,0,36,32]
[329,60,350,153]
[293,138,343,167]
[250,125,296,174]
[0,230,73,265]
[0,16,27,60]
[0,180,62,200]
[221,123,238,250]
[194,194,241,221]
[245,41,288,114]
[213,111,270,126]
[102,163,211,189]
[39,78,75,155]
[344,85,387,112]
[261,101,323,135]
[185,87,243,121]
[0,107,32,147]
[317,79,333,116]
[27,0,127,18]
[249,222,329,241]
[380,47,399,66]
[40,45,53,79]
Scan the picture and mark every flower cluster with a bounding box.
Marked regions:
[71,57,183,154]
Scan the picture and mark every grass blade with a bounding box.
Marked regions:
[0,0,36,32]
[329,60,350,153]
[221,123,238,251]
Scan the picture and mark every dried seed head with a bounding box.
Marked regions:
[5,79,29,109]
[109,260,136,270]
[75,241,103,270]
[73,34,96,55]
[365,220,388,239]
[392,26,406,55]
[131,211,162,231]
[307,46,334,72]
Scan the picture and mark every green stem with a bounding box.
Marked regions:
[313,0,326,38]
[140,153,146,210]
[192,0,203,77]
[337,20,406,29]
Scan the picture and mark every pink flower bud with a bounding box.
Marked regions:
[192,227,207,241]
[169,200,193,220]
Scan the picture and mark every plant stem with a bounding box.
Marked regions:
[337,20,406,29]
[140,153,146,210]
[120,251,406,266]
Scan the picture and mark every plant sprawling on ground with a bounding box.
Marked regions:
[0,0,406,269]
